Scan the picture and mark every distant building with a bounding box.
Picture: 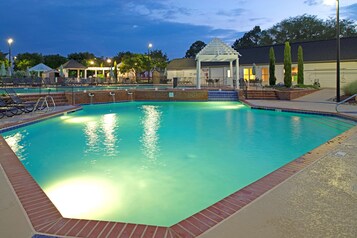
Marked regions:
[238,37,357,88]
[166,37,357,88]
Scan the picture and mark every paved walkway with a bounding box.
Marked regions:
[201,89,357,238]
[246,89,357,118]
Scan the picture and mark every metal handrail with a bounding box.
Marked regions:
[336,93,357,112]
[33,95,56,114]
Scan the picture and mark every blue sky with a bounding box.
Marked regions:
[1,0,356,60]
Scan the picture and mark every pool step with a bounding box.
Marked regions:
[245,90,279,100]
[208,91,238,101]
[19,93,69,106]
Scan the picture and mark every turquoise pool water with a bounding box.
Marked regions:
[2,102,355,226]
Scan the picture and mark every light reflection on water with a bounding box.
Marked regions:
[4,131,27,161]
[83,113,119,158]
[140,105,161,163]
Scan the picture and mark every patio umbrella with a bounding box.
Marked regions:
[59,65,64,77]
[252,63,257,76]
[0,62,6,76]
[26,66,31,77]
[109,67,114,80]
[7,66,11,76]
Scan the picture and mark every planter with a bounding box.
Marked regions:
[276,89,318,100]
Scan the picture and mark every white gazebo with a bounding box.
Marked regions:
[196,38,240,89]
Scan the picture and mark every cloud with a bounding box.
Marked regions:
[216,8,246,17]
[342,3,357,21]
[304,0,322,6]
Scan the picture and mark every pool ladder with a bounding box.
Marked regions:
[109,91,115,103]
[336,94,357,113]
[33,95,56,113]
[126,89,133,101]
[88,92,94,104]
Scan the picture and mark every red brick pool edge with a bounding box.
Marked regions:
[0,111,355,238]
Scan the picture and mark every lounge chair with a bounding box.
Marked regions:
[0,98,22,118]
[5,88,35,113]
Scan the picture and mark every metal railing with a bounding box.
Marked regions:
[33,95,56,114]
[335,94,357,113]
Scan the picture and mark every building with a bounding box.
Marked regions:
[238,36,357,88]
[167,38,240,88]
[166,37,357,88]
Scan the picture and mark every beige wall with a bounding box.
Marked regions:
[241,61,357,88]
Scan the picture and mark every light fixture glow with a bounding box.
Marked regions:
[62,116,95,124]
[45,176,120,219]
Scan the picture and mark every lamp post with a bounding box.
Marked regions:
[148,43,152,82]
[336,0,340,102]
[7,38,13,77]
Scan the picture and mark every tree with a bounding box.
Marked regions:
[113,51,132,64]
[15,53,43,71]
[67,52,96,66]
[232,15,357,47]
[284,42,292,87]
[185,41,206,58]
[269,47,276,86]
[113,60,118,83]
[149,50,169,72]
[232,26,262,50]
[0,51,9,67]
[297,46,304,85]
[43,54,67,69]
[119,53,146,80]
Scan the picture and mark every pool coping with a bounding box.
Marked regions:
[0,102,356,238]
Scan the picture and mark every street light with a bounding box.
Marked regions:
[7,38,13,77]
[147,43,153,82]
[336,0,340,102]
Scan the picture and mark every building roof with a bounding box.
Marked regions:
[167,58,196,70]
[28,63,52,72]
[238,37,357,65]
[196,38,239,62]
[62,59,87,69]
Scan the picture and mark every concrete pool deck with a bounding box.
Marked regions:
[0,89,356,237]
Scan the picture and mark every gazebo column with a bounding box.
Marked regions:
[84,69,87,79]
[229,61,233,87]
[235,57,239,89]
[196,59,201,89]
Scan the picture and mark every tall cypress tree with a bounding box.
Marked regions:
[284,41,292,87]
[269,47,276,86]
[297,46,304,85]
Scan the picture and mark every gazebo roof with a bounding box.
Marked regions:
[62,59,87,69]
[29,63,52,72]
[196,38,240,62]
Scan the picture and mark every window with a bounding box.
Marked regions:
[243,68,255,81]
[261,68,269,82]
[292,67,298,82]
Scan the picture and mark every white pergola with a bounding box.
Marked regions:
[195,38,240,89]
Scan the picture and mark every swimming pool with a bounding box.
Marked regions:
[2,102,355,226]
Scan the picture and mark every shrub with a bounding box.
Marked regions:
[269,47,276,86]
[342,80,357,96]
[297,46,304,85]
[283,42,292,88]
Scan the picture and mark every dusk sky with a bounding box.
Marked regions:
[1,0,356,60]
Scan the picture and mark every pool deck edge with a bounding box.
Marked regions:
[0,101,356,238]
